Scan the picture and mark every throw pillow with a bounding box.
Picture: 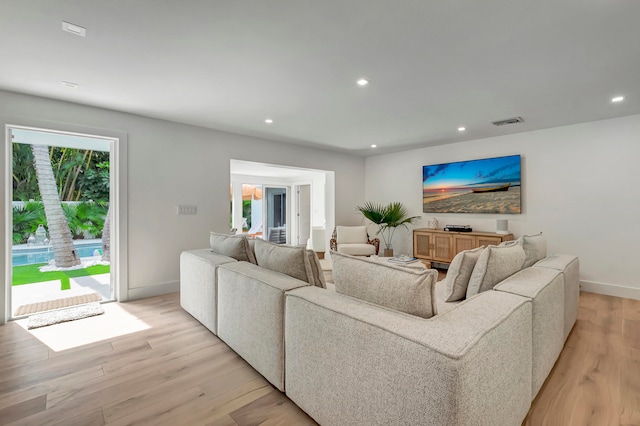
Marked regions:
[331,251,438,319]
[519,232,547,268]
[443,247,484,302]
[336,226,368,244]
[466,243,525,297]
[209,232,257,264]
[254,239,313,284]
[307,250,326,289]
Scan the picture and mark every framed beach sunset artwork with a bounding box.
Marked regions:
[422,155,521,214]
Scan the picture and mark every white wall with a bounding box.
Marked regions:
[365,114,640,299]
[1,90,365,306]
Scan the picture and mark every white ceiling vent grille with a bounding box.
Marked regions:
[492,116,524,126]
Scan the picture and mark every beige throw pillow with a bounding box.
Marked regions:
[519,232,547,268]
[466,244,525,297]
[307,250,326,289]
[254,239,313,284]
[443,247,484,302]
[209,232,257,264]
[331,251,438,319]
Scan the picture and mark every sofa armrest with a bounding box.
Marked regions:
[179,249,237,334]
[494,267,564,398]
[329,238,337,252]
[367,237,380,255]
[217,261,309,391]
[285,287,532,426]
[533,254,580,340]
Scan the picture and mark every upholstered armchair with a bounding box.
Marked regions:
[329,226,380,256]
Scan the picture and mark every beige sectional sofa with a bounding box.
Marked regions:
[180,232,579,426]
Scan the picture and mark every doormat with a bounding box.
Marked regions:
[14,293,102,316]
[27,302,104,329]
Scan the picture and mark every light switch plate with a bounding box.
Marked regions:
[177,205,197,215]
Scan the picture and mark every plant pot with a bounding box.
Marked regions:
[383,248,394,257]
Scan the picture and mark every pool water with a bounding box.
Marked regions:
[12,241,103,266]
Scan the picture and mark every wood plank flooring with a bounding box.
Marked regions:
[0,291,638,425]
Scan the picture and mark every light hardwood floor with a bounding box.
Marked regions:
[0,291,638,425]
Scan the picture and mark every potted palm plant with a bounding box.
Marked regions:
[356,201,420,257]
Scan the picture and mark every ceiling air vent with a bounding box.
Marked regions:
[492,116,524,127]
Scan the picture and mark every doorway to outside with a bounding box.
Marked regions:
[8,127,115,318]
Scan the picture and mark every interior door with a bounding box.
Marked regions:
[263,186,288,244]
[297,185,311,246]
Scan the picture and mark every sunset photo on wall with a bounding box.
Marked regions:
[422,155,521,214]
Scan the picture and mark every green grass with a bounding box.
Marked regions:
[12,263,110,290]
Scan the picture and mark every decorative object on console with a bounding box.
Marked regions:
[496,219,509,234]
[444,225,473,232]
[427,217,439,229]
[356,201,420,257]
[422,154,521,214]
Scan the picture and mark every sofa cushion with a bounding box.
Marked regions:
[466,243,525,297]
[336,225,368,244]
[307,249,326,289]
[337,243,376,256]
[254,239,313,284]
[209,232,257,264]
[443,247,484,302]
[331,251,438,319]
[519,233,547,268]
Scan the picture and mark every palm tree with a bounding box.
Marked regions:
[101,204,111,262]
[31,144,80,267]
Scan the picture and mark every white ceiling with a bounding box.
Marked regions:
[1,0,639,156]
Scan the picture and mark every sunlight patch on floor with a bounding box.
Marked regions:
[15,302,151,352]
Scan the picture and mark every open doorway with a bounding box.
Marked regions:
[230,159,334,253]
[8,127,115,318]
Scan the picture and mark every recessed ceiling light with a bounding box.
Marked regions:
[458,126,466,132]
[357,78,370,86]
[371,144,377,148]
[62,21,86,37]
[611,96,625,103]
[264,119,274,124]
[61,81,79,88]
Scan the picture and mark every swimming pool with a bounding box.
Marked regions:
[12,241,103,266]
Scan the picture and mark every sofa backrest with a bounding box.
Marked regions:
[285,286,533,426]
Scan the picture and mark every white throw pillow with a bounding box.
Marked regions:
[331,251,438,319]
[466,244,525,297]
[336,226,368,244]
[443,247,484,302]
[519,232,547,268]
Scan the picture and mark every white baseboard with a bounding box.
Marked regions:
[127,281,179,301]
[580,280,640,300]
